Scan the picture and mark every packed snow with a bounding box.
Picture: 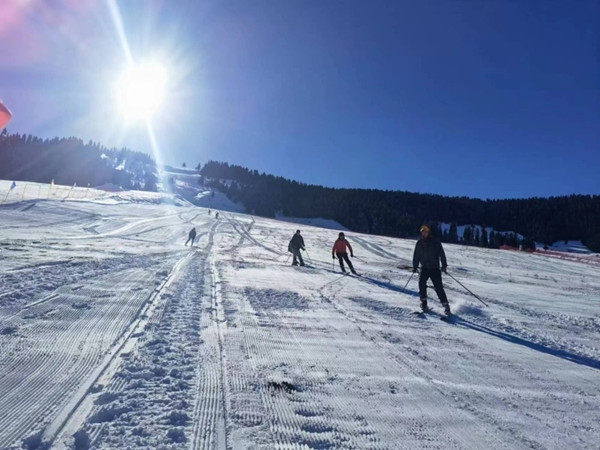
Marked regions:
[538,240,593,254]
[275,215,349,231]
[1,181,599,449]
[193,190,245,214]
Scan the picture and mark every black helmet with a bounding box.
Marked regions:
[296,229,301,234]
[339,232,345,238]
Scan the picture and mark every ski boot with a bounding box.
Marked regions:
[420,298,429,313]
[442,302,451,316]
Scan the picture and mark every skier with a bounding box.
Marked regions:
[332,232,356,274]
[185,227,197,246]
[412,224,451,315]
[288,230,306,266]
[215,212,219,219]
[208,209,211,215]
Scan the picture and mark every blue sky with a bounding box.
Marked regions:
[0,0,598,199]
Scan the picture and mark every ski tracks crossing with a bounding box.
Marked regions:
[320,276,600,449]
[3,202,599,449]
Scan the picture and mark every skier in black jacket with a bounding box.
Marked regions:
[412,224,451,315]
[288,230,305,266]
[185,227,197,246]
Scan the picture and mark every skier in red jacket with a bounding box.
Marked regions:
[332,232,357,274]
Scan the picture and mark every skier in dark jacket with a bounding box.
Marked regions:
[332,232,356,274]
[185,227,197,246]
[412,224,451,315]
[288,230,305,266]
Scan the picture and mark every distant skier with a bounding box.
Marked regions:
[332,232,356,274]
[208,209,211,215]
[215,212,219,219]
[185,227,197,246]
[412,224,451,315]
[288,230,306,266]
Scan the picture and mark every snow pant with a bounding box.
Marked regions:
[418,268,448,304]
[336,252,354,272]
[185,236,195,246]
[291,248,304,265]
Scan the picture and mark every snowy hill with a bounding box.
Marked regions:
[1,181,599,449]
[158,167,348,230]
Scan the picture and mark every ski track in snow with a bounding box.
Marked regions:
[0,196,599,449]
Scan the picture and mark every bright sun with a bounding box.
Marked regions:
[117,63,168,121]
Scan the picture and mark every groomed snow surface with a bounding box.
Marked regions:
[0,182,599,449]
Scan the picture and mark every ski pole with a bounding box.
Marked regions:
[332,255,335,272]
[285,253,291,265]
[403,271,416,290]
[303,249,313,265]
[446,272,489,307]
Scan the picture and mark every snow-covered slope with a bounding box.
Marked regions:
[275,214,348,231]
[1,182,599,449]
[158,168,349,230]
[539,240,593,254]
[193,189,246,213]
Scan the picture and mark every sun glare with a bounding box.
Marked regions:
[117,63,168,121]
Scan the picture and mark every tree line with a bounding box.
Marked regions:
[1,131,598,252]
[0,131,157,190]
[200,161,600,252]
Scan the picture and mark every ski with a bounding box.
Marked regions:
[413,308,454,322]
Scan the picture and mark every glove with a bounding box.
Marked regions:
[332,254,336,259]
[442,266,447,274]
[350,254,354,258]
[302,247,306,251]
[412,267,418,273]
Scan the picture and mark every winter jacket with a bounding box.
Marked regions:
[413,237,447,270]
[189,228,196,238]
[288,234,305,251]
[332,238,353,255]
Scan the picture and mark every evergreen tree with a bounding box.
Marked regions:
[143,172,158,191]
[449,222,458,243]
[442,228,449,243]
[489,230,498,248]
[481,227,489,247]
[463,226,472,244]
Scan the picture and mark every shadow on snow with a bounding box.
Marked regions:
[349,295,600,371]
[454,317,600,371]
[357,275,420,298]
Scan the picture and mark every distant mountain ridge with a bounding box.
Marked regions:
[200,161,600,252]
